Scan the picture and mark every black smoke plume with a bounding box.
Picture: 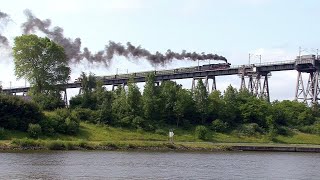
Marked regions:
[21,9,227,66]
[0,11,10,47]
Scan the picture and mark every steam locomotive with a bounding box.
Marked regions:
[196,62,231,71]
[74,62,232,83]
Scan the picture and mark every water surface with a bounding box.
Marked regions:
[0,151,319,179]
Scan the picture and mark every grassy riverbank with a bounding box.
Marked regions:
[1,122,320,151]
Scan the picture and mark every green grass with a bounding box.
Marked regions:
[2,122,320,150]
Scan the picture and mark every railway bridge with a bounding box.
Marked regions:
[2,54,320,105]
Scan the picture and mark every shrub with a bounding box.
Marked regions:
[73,108,98,123]
[195,125,209,140]
[0,94,43,131]
[132,116,145,129]
[47,140,67,150]
[0,127,5,140]
[237,123,264,136]
[277,126,291,136]
[27,124,42,138]
[43,108,79,135]
[119,116,133,128]
[31,92,65,111]
[11,138,42,147]
[155,129,167,135]
[211,119,228,132]
[299,122,320,134]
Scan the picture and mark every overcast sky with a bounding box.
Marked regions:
[0,0,319,101]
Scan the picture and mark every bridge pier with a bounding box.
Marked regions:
[62,89,68,107]
[294,55,320,105]
[112,83,127,91]
[192,76,216,93]
[238,65,270,102]
[295,70,320,105]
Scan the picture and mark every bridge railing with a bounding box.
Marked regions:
[4,60,299,90]
[97,60,297,81]
[2,86,29,90]
[256,60,296,66]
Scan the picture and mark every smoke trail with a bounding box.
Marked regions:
[0,11,10,47]
[105,41,227,66]
[21,9,227,66]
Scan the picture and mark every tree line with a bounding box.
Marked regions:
[69,72,320,137]
[1,34,320,139]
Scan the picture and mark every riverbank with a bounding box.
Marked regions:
[1,122,320,152]
[1,139,320,152]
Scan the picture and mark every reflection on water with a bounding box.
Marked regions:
[0,151,319,179]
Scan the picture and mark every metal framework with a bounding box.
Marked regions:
[295,71,320,105]
[191,76,216,93]
[62,89,68,107]
[238,65,270,102]
[239,73,270,102]
[4,56,320,106]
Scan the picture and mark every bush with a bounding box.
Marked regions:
[0,127,5,140]
[47,140,67,150]
[155,129,167,135]
[73,108,99,123]
[31,92,65,111]
[27,124,42,138]
[0,94,43,131]
[211,119,228,132]
[11,138,43,147]
[119,116,133,128]
[132,116,145,129]
[195,125,209,140]
[299,122,320,134]
[43,109,80,135]
[237,123,264,136]
[277,126,291,136]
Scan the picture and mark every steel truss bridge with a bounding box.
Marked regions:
[2,55,320,105]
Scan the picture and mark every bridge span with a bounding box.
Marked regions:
[2,55,320,104]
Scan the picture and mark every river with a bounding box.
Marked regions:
[0,151,319,179]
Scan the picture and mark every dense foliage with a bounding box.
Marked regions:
[69,72,320,137]
[0,94,79,137]
[13,34,71,110]
[2,71,320,139]
[0,95,43,131]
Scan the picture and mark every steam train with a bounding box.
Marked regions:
[195,62,231,71]
[74,62,231,83]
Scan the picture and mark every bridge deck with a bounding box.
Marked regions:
[2,60,296,94]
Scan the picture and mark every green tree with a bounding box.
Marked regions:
[193,79,208,124]
[80,72,97,94]
[0,94,44,131]
[160,81,179,125]
[27,123,42,138]
[173,89,194,127]
[13,34,70,110]
[69,72,98,110]
[112,86,130,125]
[271,100,311,127]
[143,73,160,123]
[208,90,225,121]
[127,77,142,117]
[222,85,240,126]
[239,96,270,128]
